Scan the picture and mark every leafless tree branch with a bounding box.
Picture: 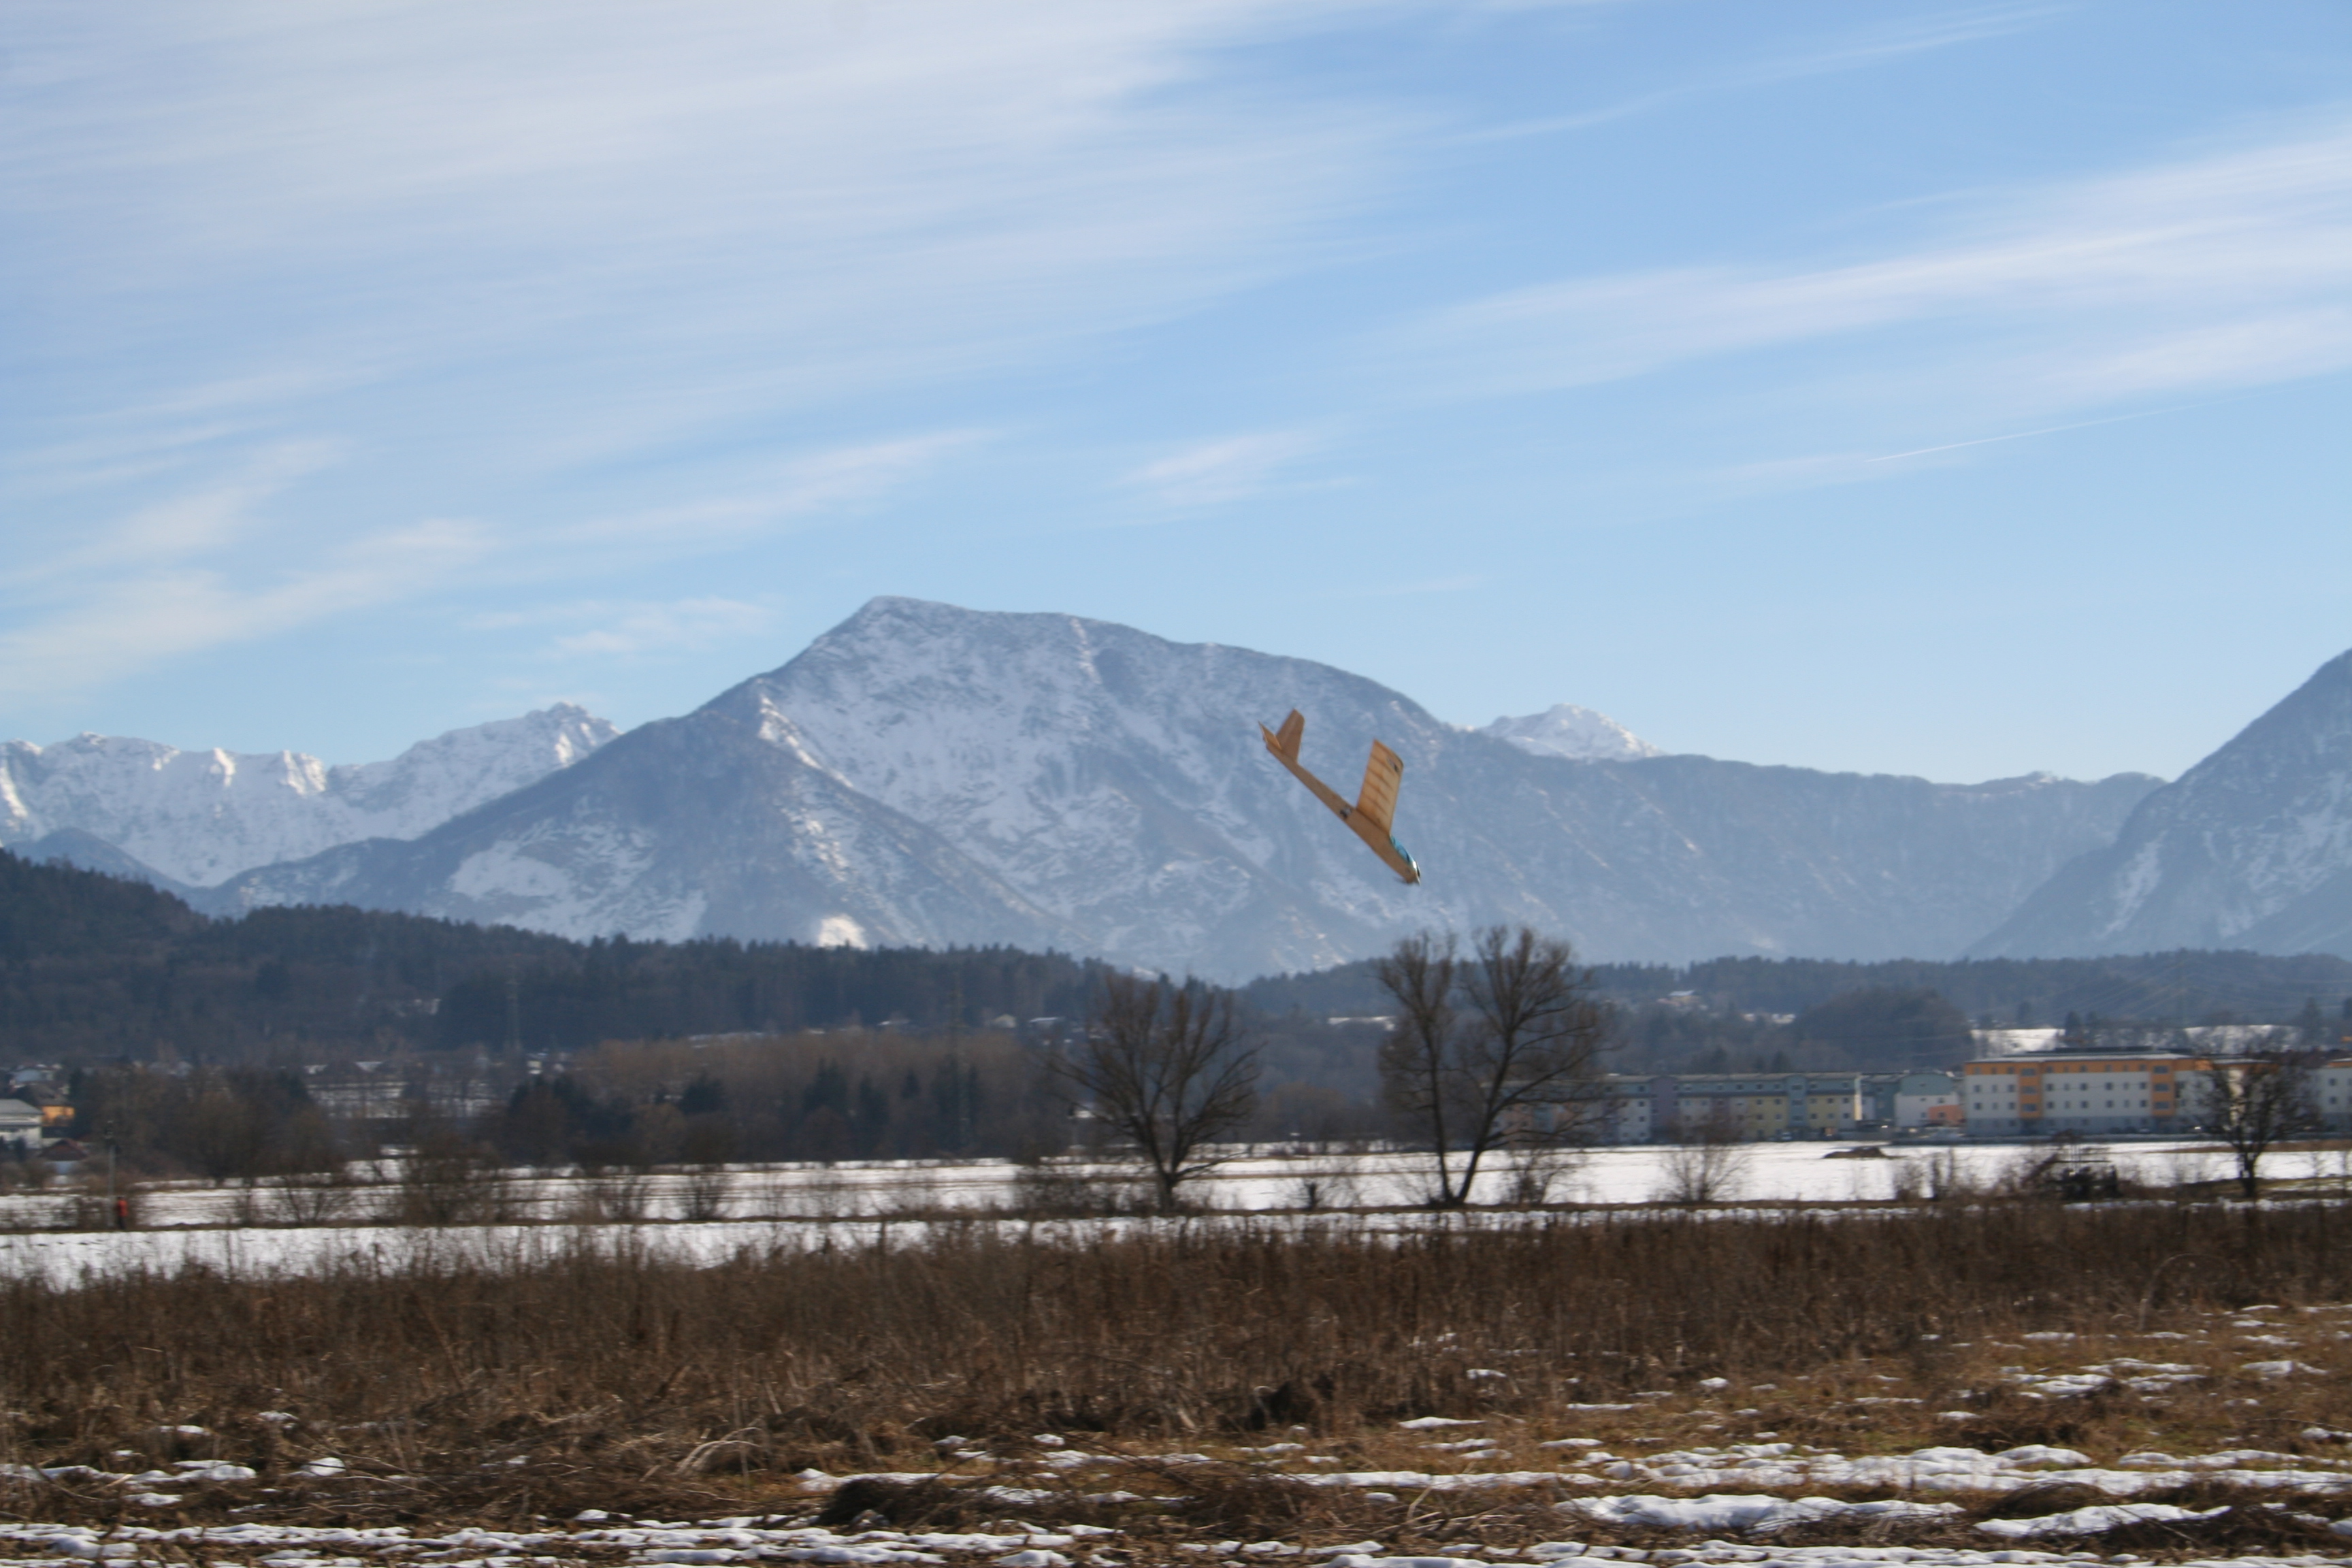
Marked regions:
[1377,926,1612,1207]
[2196,1047,2321,1200]
[1053,975,1260,1211]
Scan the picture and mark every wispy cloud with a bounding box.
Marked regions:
[547,599,777,659]
[1401,116,2352,414]
[5,3,1405,461]
[1716,401,2239,494]
[472,595,781,660]
[5,440,344,588]
[0,424,966,700]
[545,434,983,551]
[1,2,1419,715]
[1122,430,1326,508]
[0,518,489,702]
[1456,4,2052,145]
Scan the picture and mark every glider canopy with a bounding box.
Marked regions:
[1259,708,1421,884]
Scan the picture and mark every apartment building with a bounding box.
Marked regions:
[1961,1050,2206,1136]
[1895,1071,1962,1127]
[0,1098,44,1153]
[2319,1060,2352,1131]
[1584,1077,1657,1143]
[1580,1069,1961,1143]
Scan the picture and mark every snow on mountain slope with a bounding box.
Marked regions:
[0,705,618,886]
[732,598,1441,975]
[1970,648,2352,959]
[202,599,2159,978]
[1481,704,1662,761]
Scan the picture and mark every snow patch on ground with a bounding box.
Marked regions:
[1566,1495,1961,1534]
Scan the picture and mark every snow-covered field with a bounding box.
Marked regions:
[1,1512,2348,1568]
[5,1139,2274,1230]
[10,1425,2352,1568]
[1,1516,2344,1568]
[0,1140,2286,1282]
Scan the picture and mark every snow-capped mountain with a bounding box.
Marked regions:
[0,705,618,887]
[219,598,2156,979]
[206,679,1089,954]
[1482,704,1663,762]
[1970,649,2352,959]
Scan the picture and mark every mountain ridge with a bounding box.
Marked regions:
[1970,649,2352,960]
[212,598,2159,979]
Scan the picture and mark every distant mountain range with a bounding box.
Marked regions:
[0,598,2156,979]
[1,705,617,889]
[14,599,2345,978]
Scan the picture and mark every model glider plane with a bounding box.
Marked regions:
[1260,709,1421,884]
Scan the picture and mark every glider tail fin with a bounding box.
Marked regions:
[1264,709,1305,760]
[1355,739,1404,835]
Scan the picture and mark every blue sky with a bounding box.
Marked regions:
[6,0,2350,783]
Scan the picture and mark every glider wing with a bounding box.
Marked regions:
[1356,740,1403,836]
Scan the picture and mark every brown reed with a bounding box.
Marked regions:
[3,1201,2348,1529]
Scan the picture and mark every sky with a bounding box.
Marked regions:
[6,0,2351,785]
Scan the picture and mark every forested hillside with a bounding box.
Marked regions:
[0,850,1101,1060]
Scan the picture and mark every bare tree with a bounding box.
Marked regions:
[1052,975,1260,1212]
[1377,927,1612,1208]
[1376,932,1463,1201]
[679,1118,737,1222]
[1657,1101,1751,1205]
[266,1164,359,1226]
[2195,1047,2321,1200]
[393,1120,508,1226]
[1501,1140,1584,1206]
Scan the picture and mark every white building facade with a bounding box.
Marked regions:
[1961,1051,2207,1137]
[0,1098,45,1153]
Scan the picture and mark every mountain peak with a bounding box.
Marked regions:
[1480,703,1662,762]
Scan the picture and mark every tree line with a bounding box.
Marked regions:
[55,924,1610,1199]
[46,919,2346,1205]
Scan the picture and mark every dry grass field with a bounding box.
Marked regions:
[5,1200,2352,1564]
